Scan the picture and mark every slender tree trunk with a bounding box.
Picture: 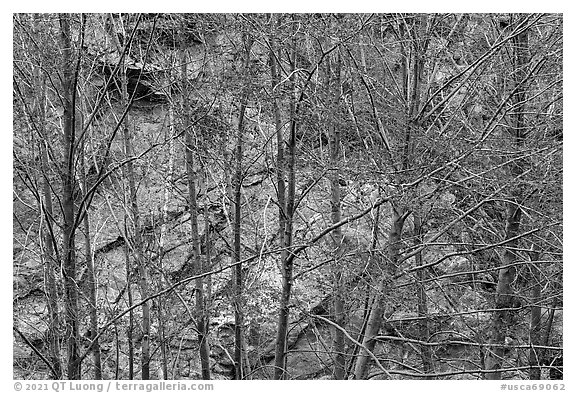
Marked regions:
[325,44,345,380]
[158,102,176,380]
[58,13,81,380]
[124,118,152,380]
[407,16,430,377]
[485,21,529,380]
[125,242,135,380]
[204,169,213,369]
[269,14,286,250]
[180,26,211,380]
[528,250,542,380]
[485,202,521,379]
[81,133,102,379]
[541,295,557,364]
[108,13,152,379]
[353,206,406,379]
[347,206,380,377]
[114,322,120,379]
[158,243,169,378]
[184,121,211,380]
[34,40,63,377]
[352,16,427,379]
[230,32,253,381]
[414,212,433,376]
[232,86,248,380]
[40,139,63,379]
[273,21,298,380]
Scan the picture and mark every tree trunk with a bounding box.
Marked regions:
[184,127,211,379]
[59,13,81,380]
[543,300,557,349]
[124,115,152,381]
[325,43,345,380]
[528,250,542,380]
[180,25,211,380]
[269,21,289,377]
[40,140,63,380]
[231,33,253,380]
[34,34,63,377]
[232,84,248,381]
[269,14,286,250]
[158,101,176,380]
[81,135,102,379]
[346,206,381,377]
[352,16,427,379]
[125,242,135,380]
[485,202,521,379]
[414,212,433,376]
[485,20,529,380]
[204,168,214,368]
[108,13,153,379]
[273,21,298,380]
[353,206,406,379]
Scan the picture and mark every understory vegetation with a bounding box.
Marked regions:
[13,13,562,380]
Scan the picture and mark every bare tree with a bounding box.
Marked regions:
[108,13,152,379]
[485,15,531,379]
[58,13,82,379]
[180,18,211,380]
